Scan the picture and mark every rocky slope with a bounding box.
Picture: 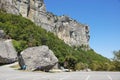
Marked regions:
[0,0,90,49]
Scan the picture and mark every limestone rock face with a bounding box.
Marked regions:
[55,16,90,47]
[0,39,17,64]
[0,0,19,15]
[0,0,90,50]
[34,13,90,49]
[15,0,46,21]
[18,45,58,71]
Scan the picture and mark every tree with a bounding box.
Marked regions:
[75,62,88,71]
[113,50,120,71]
[113,50,120,61]
[64,55,77,70]
[89,61,101,71]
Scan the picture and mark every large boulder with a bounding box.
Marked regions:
[0,39,17,64]
[18,45,58,71]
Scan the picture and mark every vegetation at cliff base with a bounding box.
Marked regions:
[112,50,120,71]
[0,11,118,71]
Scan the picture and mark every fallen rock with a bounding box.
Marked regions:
[18,45,58,71]
[0,39,17,64]
[0,30,5,39]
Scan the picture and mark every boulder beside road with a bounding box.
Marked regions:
[0,39,17,64]
[18,45,58,71]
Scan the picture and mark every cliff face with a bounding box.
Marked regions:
[0,0,90,49]
[0,0,19,15]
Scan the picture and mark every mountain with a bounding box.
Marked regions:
[0,0,113,71]
[0,0,90,50]
[0,11,111,70]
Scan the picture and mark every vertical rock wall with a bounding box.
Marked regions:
[0,0,90,50]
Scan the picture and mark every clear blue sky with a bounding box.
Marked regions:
[44,0,120,59]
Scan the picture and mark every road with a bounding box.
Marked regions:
[0,64,120,80]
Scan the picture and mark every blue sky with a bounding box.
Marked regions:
[44,0,120,59]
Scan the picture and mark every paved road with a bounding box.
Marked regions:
[0,65,120,80]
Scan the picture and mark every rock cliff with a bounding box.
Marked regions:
[0,0,19,15]
[0,0,90,49]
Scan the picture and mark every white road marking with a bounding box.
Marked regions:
[85,75,90,80]
[59,75,70,80]
[107,75,112,80]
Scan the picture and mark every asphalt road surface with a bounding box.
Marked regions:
[0,64,120,80]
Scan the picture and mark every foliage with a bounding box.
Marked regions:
[113,50,120,61]
[112,50,120,71]
[75,62,88,70]
[64,55,77,70]
[12,40,27,53]
[0,11,113,71]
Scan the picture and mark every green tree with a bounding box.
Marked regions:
[89,61,101,71]
[102,62,111,71]
[113,50,120,71]
[75,62,87,70]
[12,40,27,53]
[113,50,120,61]
[64,55,77,70]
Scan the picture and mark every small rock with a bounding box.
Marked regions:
[0,30,5,39]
